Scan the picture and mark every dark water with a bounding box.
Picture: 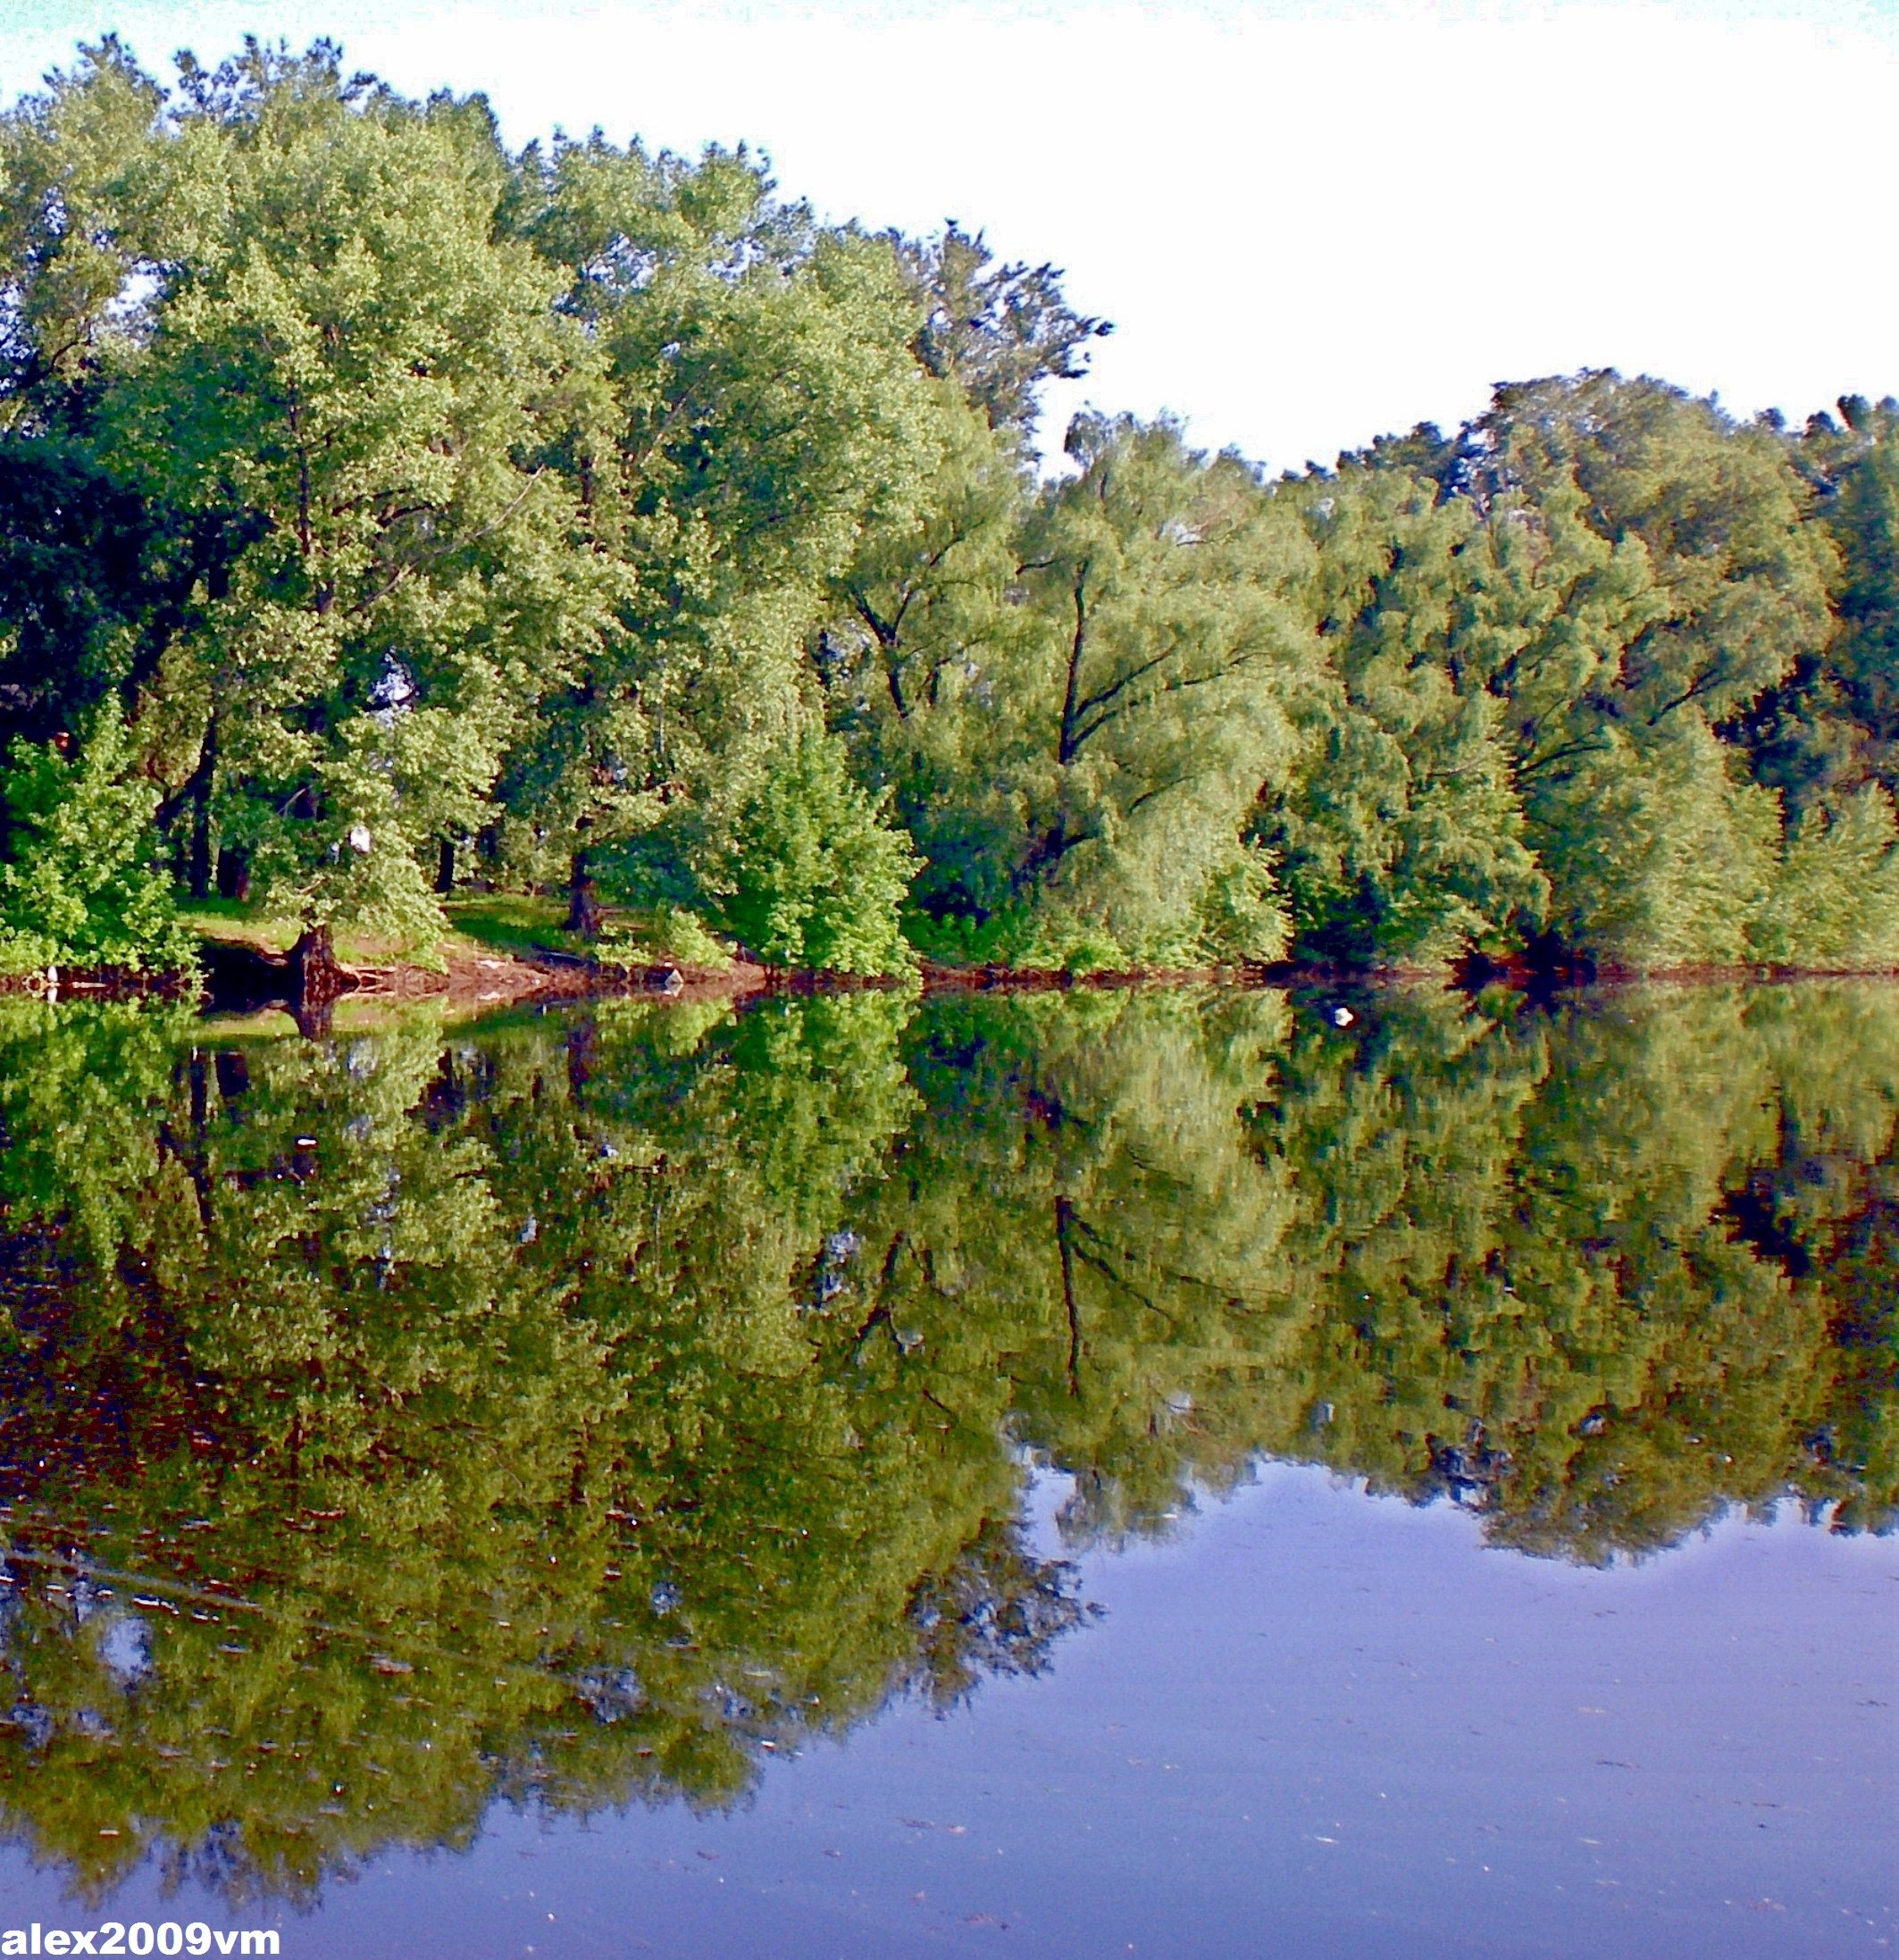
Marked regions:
[0,983,1890,1956]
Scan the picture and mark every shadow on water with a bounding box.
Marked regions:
[0,982,1888,1906]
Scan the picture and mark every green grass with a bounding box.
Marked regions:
[440,893,584,959]
[177,899,417,966]
[180,892,581,964]
[176,897,295,951]
[181,892,735,971]
[444,895,733,969]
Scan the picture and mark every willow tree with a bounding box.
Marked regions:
[1739,398,1899,968]
[1257,463,1548,966]
[1472,373,1838,967]
[818,390,1037,936]
[1015,416,1317,962]
[1744,398,1899,815]
[834,413,1314,966]
[1819,398,1899,800]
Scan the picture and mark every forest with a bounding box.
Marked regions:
[2,37,1897,984]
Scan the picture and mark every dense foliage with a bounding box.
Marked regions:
[1,37,1895,976]
[0,984,1889,1897]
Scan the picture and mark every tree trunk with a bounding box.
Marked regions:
[216,846,250,902]
[187,715,219,900]
[1055,1195,1083,1399]
[289,924,348,1019]
[565,1017,597,1098]
[435,836,456,896]
[567,851,604,938]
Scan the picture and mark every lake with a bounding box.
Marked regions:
[0,982,1890,1957]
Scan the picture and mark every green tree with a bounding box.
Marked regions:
[1258,463,1548,965]
[1471,373,1837,967]
[6,38,1896,984]
[842,414,1314,966]
[96,41,611,977]
[1006,415,1312,963]
[502,138,950,934]
[887,219,1110,442]
[1752,396,1899,814]
[0,36,170,432]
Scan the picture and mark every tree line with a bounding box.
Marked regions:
[1,37,1895,981]
[0,984,1888,1895]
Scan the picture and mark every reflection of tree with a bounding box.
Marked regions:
[0,993,991,1902]
[812,983,1895,1559]
[1253,987,1898,1562]
[0,981,1887,1901]
[903,1520,1098,1712]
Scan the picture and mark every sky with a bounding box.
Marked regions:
[4,0,1896,472]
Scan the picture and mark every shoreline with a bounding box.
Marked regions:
[4,942,1898,1024]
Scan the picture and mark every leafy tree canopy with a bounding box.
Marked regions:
[0,41,1895,981]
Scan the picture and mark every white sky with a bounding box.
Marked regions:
[5,0,1897,471]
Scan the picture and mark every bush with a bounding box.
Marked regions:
[715,733,919,974]
[648,905,734,970]
[0,706,196,976]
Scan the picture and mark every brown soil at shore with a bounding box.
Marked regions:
[314,944,770,1013]
[7,949,1896,1020]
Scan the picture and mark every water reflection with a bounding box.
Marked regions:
[0,984,1889,1902]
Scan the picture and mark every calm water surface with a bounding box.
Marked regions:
[0,983,1889,1957]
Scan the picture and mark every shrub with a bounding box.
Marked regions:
[715,733,919,974]
[0,705,196,976]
